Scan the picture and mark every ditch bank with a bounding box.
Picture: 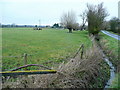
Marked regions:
[99,36,119,88]
[96,41,116,89]
[2,39,110,88]
[103,54,115,89]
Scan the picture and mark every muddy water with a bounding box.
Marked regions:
[103,53,115,89]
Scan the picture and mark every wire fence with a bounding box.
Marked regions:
[1,44,84,78]
[2,44,84,72]
[2,45,77,58]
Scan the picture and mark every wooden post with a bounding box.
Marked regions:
[81,45,84,59]
[73,44,83,58]
[24,53,27,70]
[23,53,28,81]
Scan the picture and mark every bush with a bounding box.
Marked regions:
[33,28,42,30]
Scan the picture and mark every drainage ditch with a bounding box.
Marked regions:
[103,53,115,89]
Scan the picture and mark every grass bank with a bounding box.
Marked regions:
[100,32,119,70]
[100,32,119,88]
[106,30,120,35]
[110,73,120,88]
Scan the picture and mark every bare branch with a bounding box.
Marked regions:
[60,10,77,33]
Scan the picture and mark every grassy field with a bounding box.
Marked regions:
[2,28,92,71]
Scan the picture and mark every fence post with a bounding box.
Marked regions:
[24,53,27,70]
[73,44,83,58]
[81,45,84,59]
[23,53,28,82]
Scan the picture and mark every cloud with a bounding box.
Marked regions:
[1,0,119,25]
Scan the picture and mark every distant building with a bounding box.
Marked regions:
[118,1,120,19]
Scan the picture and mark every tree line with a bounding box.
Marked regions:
[60,2,120,35]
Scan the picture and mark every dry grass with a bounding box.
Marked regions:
[2,41,108,88]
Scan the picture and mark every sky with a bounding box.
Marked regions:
[0,0,119,26]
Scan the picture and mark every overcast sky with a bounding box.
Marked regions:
[0,0,119,26]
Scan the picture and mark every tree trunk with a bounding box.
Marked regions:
[68,28,72,33]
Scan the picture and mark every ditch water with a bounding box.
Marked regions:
[103,53,116,89]
[91,38,116,89]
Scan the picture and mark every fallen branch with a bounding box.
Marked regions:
[11,64,52,71]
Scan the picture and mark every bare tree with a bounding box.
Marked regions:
[73,23,80,30]
[102,20,110,30]
[80,12,87,30]
[60,11,77,33]
[86,2,109,36]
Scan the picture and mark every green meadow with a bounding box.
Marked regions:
[2,28,92,71]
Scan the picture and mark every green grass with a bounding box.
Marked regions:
[100,32,120,88]
[110,73,120,88]
[100,32,119,67]
[107,30,120,35]
[2,28,92,71]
